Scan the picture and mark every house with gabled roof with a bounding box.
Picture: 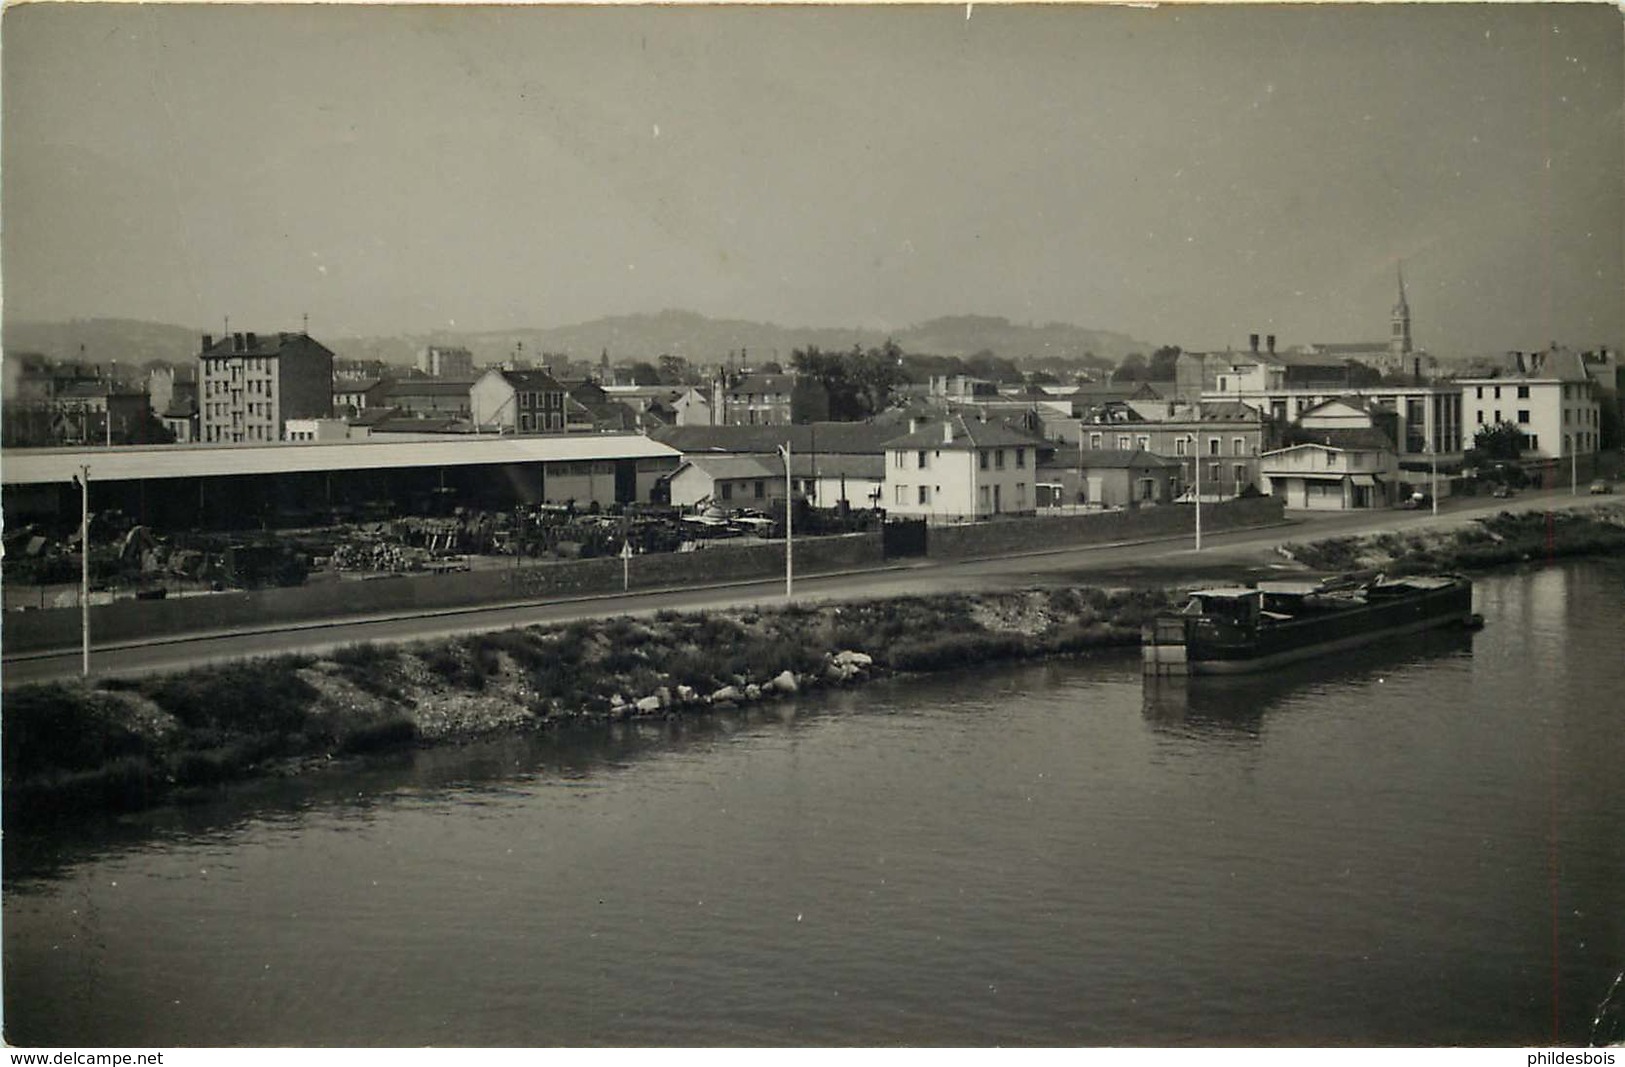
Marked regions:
[882,413,1052,523]
[470,368,567,433]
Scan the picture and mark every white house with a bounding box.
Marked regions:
[470,368,567,433]
[882,414,1049,523]
[1459,349,1600,460]
[665,455,787,509]
[1259,429,1399,510]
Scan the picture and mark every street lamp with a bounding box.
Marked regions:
[1188,434,1202,552]
[777,442,793,598]
[72,465,90,676]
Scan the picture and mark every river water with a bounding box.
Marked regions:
[5,559,1623,1047]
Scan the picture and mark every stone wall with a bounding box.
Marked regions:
[4,533,882,654]
[925,496,1285,559]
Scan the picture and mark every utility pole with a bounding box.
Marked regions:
[75,465,90,676]
[778,442,793,598]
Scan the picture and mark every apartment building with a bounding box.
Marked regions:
[197,331,335,444]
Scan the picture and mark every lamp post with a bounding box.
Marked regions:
[73,465,90,676]
[1189,434,1202,552]
[1430,443,1438,517]
[1571,436,1578,496]
[777,442,793,598]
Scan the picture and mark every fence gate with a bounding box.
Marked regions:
[882,518,928,559]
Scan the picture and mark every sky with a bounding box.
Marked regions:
[3,2,1621,356]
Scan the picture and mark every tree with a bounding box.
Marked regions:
[626,361,662,386]
[1471,421,1524,462]
[1148,346,1183,382]
[791,340,906,421]
[656,354,695,386]
[1112,353,1148,383]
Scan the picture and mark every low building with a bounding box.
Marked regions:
[417,345,475,379]
[1259,428,1399,509]
[383,378,476,420]
[334,377,392,415]
[665,455,787,509]
[1038,447,1183,509]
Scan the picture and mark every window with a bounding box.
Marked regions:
[1476,410,1484,425]
[1015,483,1027,508]
[918,485,931,505]
[894,485,906,505]
[1234,464,1247,486]
[1209,462,1221,482]
[1016,448,1026,468]
[1117,436,1131,450]
[1207,437,1220,456]
[1475,386,1484,399]
[917,450,929,469]
[978,486,990,510]
[995,450,1006,469]
[1493,386,1502,400]
[722,483,734,501]
[754,480,765,499]
[1089,433,1102,450]
[1136,436,1149,451]
[1517,410,1530,424]
[1517,385,1530,399]
[1175,439,1188,456]
[979,450,989,470]
[1564,409,1571,424]
[893,451,904,469]
[1233,437,1246,456]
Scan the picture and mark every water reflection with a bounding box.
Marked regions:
[3,695,853,889]
[1141,627,1476,738]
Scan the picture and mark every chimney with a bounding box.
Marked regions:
[1249,333,1260,354]
[202,333,213,352]
[1266,334,1276,355]
[246,331,258,350]
[233,332,245,352]
[943,420,954,445]
[1514,351,1526,375]
[1413,357,1421,383]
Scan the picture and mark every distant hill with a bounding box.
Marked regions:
[3,318,204,368]
[6,312,1152,372]
[328,311,1149,369]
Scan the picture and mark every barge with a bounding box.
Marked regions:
[1142,573,1476,675]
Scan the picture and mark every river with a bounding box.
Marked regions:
[5,559,1623,1046]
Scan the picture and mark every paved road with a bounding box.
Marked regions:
[4,488,1615,688]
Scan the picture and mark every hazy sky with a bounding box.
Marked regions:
[3,3,1621,355]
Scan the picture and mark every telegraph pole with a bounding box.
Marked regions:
[778,442,793,598]
[76,465,91,676]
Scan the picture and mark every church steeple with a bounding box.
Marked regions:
[1390,262,1413,357]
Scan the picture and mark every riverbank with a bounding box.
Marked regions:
[3,586,1175,818]
[9,502,1623,820]
[1279,501,1625,573]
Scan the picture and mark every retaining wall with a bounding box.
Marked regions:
[4,533,882,654]
[925,496,1286,559]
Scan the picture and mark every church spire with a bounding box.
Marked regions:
[1390,261,1413,356]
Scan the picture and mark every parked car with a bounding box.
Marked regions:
[1401,492,1431,510]
[1491,484,1515,499]
[1589,479,1613,495]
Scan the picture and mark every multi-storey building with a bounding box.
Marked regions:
[1046,399,1277,500]
[417,345,475,379]
[717,372,796,426]
[198,331,335,444]
[1458,349,1601,459]
[882,414,1050,523]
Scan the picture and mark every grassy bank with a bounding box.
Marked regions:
[1280,502,1625,573]
[4,586,1173,818]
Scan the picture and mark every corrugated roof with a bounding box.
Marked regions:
[1,434,682,486]
[385,379,476,398]
[671,455,781,481]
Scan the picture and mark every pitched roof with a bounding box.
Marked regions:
[882,413,1049,451]
[200,332,334,360]
[1275,427,1395,452]
[671,455,782,481]
[650,421,902,455]
[1040,447,1183,471]
[729,373,795,395]
[384,379,475,398]
[490,369,565,391]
